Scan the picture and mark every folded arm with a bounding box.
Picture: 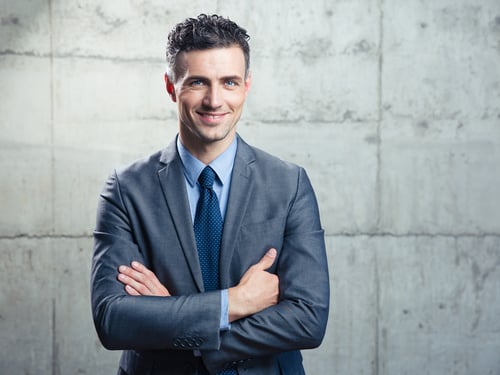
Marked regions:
[118,248,280,323]
[91,172,223,351]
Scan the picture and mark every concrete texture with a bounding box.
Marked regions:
[1,0,499,374]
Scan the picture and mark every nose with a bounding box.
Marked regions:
[203,85,223,109]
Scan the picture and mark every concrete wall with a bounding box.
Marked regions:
[1,0,499,374]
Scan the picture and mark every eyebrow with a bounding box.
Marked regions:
[186,74,244,82]
[221,75,244,82]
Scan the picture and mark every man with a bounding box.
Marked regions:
[91,14,329,375]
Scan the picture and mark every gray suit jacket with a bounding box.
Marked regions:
[91,136,329,375]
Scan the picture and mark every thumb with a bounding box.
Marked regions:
[256,248,277,270]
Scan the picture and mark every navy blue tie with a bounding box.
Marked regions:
[194,166,223,292]
[194,167,237,375]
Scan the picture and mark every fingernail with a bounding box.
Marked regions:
[267,248,277,257]
[119,266,126,272]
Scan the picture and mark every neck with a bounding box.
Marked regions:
[179,134,236,165]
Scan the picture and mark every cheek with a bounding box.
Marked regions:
[179,92,203,108]
[227,92,247,109]
[177,97,195,113]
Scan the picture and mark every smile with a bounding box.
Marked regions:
[197,112,227,121]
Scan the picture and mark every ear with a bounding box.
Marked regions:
[244,71,252,95]
[164,73,176,102]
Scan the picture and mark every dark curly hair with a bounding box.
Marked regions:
[166,14,250,81]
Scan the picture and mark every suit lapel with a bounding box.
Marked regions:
[157,140,205,292]
[219,138,256,288]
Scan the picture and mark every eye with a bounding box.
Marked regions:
[225,80,238,87]
[190,79,204,86]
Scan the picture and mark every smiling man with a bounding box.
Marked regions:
[91,14,329,375]
[169,46,250,164]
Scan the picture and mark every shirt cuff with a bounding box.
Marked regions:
[194,289,230,357]
[220,289,231,331]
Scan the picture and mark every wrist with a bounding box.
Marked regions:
[227,286,246,322]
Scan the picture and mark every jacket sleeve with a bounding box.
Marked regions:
[91,170,222,351]
[202,167,330,373]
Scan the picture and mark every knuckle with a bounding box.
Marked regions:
[136,284,148,294]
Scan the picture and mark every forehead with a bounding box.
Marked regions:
[176,46,246,78]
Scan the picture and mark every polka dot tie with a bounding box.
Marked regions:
[194,166,223,292]
[194,167,238,375]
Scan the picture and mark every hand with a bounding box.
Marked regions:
[118,261,171,297]
[228,248,279,322]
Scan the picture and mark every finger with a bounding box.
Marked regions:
[118,263,170,296]
[118,273,149,295]
[130,262,166,292]
[122,263,157,292]
[130,262,161,285]
[118,267,146,289]
[125,285,140,296]
[131,261,150,274]
[119,265,147,283]
[255,248,277,270]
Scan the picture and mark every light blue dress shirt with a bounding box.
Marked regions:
[176,135,237,332]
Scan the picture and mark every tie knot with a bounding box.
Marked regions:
[198,166,216,188]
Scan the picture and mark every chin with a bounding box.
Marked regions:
[199,128,234,142]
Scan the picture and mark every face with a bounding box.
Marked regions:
[165,46,251,158]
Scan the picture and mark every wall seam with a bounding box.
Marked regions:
[375,0,385,373]
[48,0,55,236]
[2,233,500,240]
[47,1,58,375]
[0,49,163,64]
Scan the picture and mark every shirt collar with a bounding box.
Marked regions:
[177,135,238,187]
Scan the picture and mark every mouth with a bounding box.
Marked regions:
[197,111,227,123]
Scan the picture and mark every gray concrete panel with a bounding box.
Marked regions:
[247,54,379,124]
[52,237,121,374]
[0,237,121,374]
[0,144,53,236]
[51,58,171,128]
[382,0,500,120]
[303,235,378,375]
[219,0,380,58]
[380,118,500,234]
[0,0,51,55]
[0,55,52,146]
[0,238,54,374]
[377,235,500,374]
[50,0,219,60]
